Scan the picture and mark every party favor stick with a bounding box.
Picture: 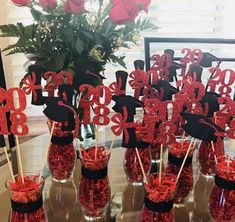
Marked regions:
[108,135,116,154]
[159,144,164,183]
[0,135,15,182]
[15,136,24,183]
[210,141,218,164]
[135,148,147,183]
[180,131,186,149]
[39,121,55,181]
[95,125,99,160]
[176,139,195,183]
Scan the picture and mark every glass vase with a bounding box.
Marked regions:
[48,127,76,182]
[209,154,235,222]
[165,139,194,205]
[198,137,224,177]
[123,147,151,185]
[140,173,176,222]
[79,145,110,220]
[6,173,47,222]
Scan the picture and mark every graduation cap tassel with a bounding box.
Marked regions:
[159,144,164,184]
[39,121,56,181]
[15,136,24,183]
[176,139,196,183]
[135,148,148,183]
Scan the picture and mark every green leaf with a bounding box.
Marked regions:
[30,8,42,21]
[110,55,126,69]
[44,54,66,72]
[76,36,85,55]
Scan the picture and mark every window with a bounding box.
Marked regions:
[1,0,235,117]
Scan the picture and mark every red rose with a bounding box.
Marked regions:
[39,0,57,10]
[11,0,31,6]
[64,0,85,15]
[109,0,151,24]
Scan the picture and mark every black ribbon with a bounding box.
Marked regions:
[168,153,192,167]
[144,197,174,213]
[215,175,235,190]
[11,196,43,213]
[81,166,107,180]
[51,134,73,145]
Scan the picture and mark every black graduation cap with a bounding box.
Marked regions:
[115,70,128,93]
[134,60,145,70]
[187,64,203,82]
[58,84,74,105]
[112,95,143,122]
[152,80,179,101]
[73,70,106,89]
[199,53,220,68]
[0,135,6,147]
[28,65,45,105]
[200,92,220,118]
[43,97,79,131]
[181,112,224,141]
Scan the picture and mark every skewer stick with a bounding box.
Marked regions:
[159,144,164,184]
[3,146,15,182]
[180,131,186,149]
[15,136,24,183]
[39,122,56,181]
[176,138,195,183]
[109,135,116,154]
[135,148,147,183]
[95,125,99,160]
[210,141,218,164]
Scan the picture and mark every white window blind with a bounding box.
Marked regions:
[1,0,235,117]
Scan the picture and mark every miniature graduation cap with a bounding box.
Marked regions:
[43,97,79,131]
[152,80,178,101]
[187,64,203,82]
[112,95,143,122]
[0,135,6,147]
[199,53,220,68]
[181,112,224,141]
[115,70,128,93]
[73,69,106,89]
[134,60,145,70]
[163,49,183,82]
[200,92,220,118]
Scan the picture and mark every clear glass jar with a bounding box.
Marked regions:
[209,154,235,222]
[123,147,151,185]
[6,173,47,222]
[79,145,110,220]
[198,137,224,177]
[48,127,76,182]
[140,173,176,222]
[165,139,194,204]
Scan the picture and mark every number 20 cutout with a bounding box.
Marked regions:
[0,87,28,136]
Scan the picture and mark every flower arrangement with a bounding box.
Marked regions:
[0,0,155,86]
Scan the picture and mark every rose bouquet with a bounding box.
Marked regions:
[0,0,155,86]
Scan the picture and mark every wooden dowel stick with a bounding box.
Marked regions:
[39,122,56,181]
[159,144,163,184]
[3,146,15,182]
[135,148,147,183]
[109,135,116,154]
[176,139,195,183]
[210,141,218,164]
[95,126,99,160]
[15,136,24,183]
[180,131,186,149]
